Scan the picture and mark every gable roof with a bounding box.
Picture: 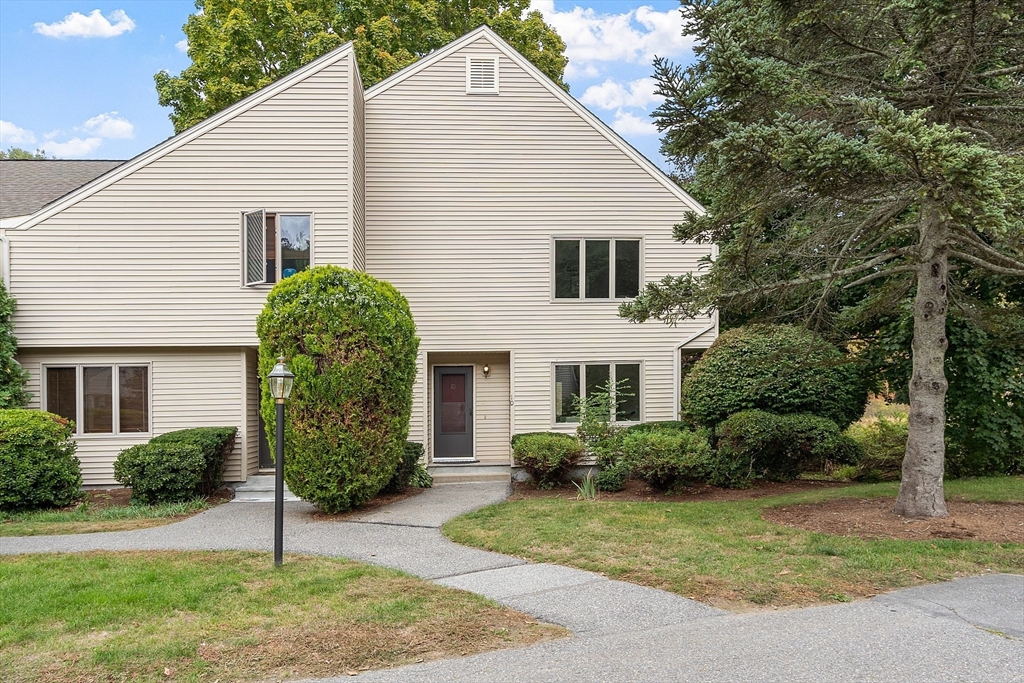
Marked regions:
[365,26,704,215]
[14,42,355,231]
[0,159,123,219]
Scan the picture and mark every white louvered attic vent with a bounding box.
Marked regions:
[466,56,499,94]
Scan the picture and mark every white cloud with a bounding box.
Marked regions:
[81,112,135,139]
[0,120,37,146]
[581,77,660,110]
[34,9,136,39]
[612,110,657,136]
[530,1,693,76]
[37,137,103,157]
[175,38,189,53]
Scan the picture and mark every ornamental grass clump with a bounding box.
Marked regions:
[257,266,419,513]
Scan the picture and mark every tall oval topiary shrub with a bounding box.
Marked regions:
[0,409,81,511]
[681,325,868,429]
[257,266,419,513]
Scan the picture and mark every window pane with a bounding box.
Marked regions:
[585,240,610,298]
[46,367,77,423]
[280,214,311,278]
[554,364,580,423]
[615,240,641,298]
[585,364,611,420]
[440,373,467,434]
[554,240,580,298]
[119,366,149,433]
[265,214,277,284]
[83,367,113,433]
[615,364,641,422]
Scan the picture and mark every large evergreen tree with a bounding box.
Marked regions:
[622,0,1024,517]
[0,283,29,409]
[156,0,567,133]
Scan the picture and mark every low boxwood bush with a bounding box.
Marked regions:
[622,428,714,491]
[0,410,81,512]
[150,427,236,494]
[113,443,206,505]
[715,410,862,487]
[594,461,629,492]
[845,415,907,482]
[513,432,584,489]
[383,441,425,494]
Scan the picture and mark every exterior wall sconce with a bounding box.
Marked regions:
[482,364,490,378]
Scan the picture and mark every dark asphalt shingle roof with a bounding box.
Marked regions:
[0,159,124,219]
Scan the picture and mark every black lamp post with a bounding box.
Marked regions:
[267,356,294,567]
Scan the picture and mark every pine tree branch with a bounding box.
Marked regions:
[949,250,1024,275]
[843,264,917,289]
[976,64,1024,78]
[950,229,1024,270]
[724,250,907,299]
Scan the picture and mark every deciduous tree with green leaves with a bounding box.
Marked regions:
[621,0,1024,517]
[156,0,567,132]
[0,283,29,408]
[0,148,47,159]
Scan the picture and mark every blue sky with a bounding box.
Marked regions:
[0,1,694,168]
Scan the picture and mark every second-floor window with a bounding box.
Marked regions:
[554,238,640,300]
[243,210,311,286]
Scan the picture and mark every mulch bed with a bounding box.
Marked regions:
[72,487,234,511]
[312,487,426,521]
[763,498,1024,543]
[509,478,852,503]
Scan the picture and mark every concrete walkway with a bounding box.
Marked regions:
[2,482,1022,682]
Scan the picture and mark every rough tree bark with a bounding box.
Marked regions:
[895,196,950,518]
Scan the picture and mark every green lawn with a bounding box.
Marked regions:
[0,551,563,683]
[443,477,1024,610]
[0,499,210,537]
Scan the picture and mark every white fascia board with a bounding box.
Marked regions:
[365,26,705,215]
[16,42,355,232]
[0,216,31,229]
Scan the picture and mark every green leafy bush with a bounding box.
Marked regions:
[845,415,907,482]
[113,443,205,505]
[513,432,585,489]
[150,427,236,494]
[594,461,629,492]
[0,283,29,408]
[622,428,714,491]
[383,441,426,494]
[681,325,868,429]
[257,266,419,513]
[624,421,692,435]
[0,410,80,511]
[715,410,862,487]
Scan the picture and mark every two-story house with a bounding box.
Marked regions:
[0,27,717,486]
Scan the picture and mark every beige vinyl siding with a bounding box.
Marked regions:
[427,352,510,464]
[350,58,367,271]
[244,348,261,476]
[21,348,247,486]
[7,52,354,348]
[365,35,715,437]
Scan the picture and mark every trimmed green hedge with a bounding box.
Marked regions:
[383,441,426,494]
[0,410,81,511]
[150,427,236,494]
[257,266,419,513]
[624,421,692,435]
[513,432,585,489]
[622,428,713,491]
[113,443,206,505]
[681,325,868,429]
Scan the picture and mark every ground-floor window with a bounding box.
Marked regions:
[44,364,150,434]
[554,362,641,424]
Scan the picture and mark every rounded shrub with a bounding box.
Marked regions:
[621,428,713,491]
[624,421,692,435]
[513,432,585,489]
[257,266,419,513]
[382,441,425,494]
[681,325,868,429]
[114,443,206,504]
[0,409,81,511]
[594,461,629,492]
[845,415,907,482]
[150,427,237,494]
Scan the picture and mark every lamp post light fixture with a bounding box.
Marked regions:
[268,356,294,567]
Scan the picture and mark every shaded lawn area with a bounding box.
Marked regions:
[443,477,1024,611]
[0,551,563,683]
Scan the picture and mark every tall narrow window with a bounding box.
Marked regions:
[83,367,113,434]
[554,364,581,423]
[46,367,76,423]
[264,213,278,284]
[585,240,610,299]
[615,240,641,298]
[118,366,149,433]
[554,240,580,299]
[615,363,641,422]
[279,214,311,278]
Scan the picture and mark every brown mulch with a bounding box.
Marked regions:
[73,486,234,511]
[763,497,1024,543]
[509,478,852,503]
[312,487,426,521]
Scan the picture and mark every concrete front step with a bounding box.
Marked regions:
[428,465,511,484]
[231,474,300,503]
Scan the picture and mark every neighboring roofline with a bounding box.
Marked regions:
[0,159,126,162]
[15,42,355,231]
[365,26,705,215]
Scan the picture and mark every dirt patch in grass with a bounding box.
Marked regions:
[312,487,427,521]
[510,478,852,503]
[763,498,1024,543]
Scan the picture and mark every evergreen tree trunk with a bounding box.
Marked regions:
[895,197,950,518]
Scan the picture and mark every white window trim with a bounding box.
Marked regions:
[466,55,499,94]
[41,363,153,437]
[240,210,315,288]
[550,237,644,302]
[550,360,644,427]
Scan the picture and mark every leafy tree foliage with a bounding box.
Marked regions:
[622,0,1024,517]
[156,0,567,132]
[0,283,29,409]
[0,148,47,159]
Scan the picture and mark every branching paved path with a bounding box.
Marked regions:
[2,482,1022,682]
